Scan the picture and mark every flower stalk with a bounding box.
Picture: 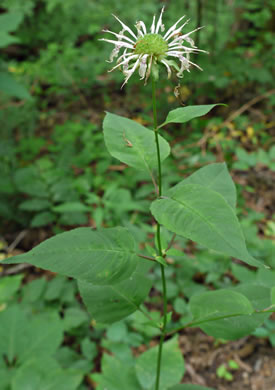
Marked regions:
[152,77,167,390]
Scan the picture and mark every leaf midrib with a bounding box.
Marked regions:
[168,195,244,258]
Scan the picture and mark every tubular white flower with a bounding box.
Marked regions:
[139,54,149,79]
[155,7,165,34]
[101,7,204,87]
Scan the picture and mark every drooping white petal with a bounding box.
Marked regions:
[180,26,204,47]
[163,15,186,40]
[168,44,207,54]
[139,54,148,79]
[112,14,137,39]
[167,50,192,55]
[116,49,133,64]
[99,38,134,49]
[137,20,147,36]
[174,83,181,98]
[155,7,165,34]
[102,29,135,44]
[186,59,203,71]
[150,15,156,33]
[108,54,139,72]
[144,55,153,85]
[108,46,120,63]
[177,56,191,77]
[135,22,143,37]
[165,19,190,41]
[121,56,141,88]
[161,59,172,79]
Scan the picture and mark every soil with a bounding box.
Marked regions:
[179,327,275,390]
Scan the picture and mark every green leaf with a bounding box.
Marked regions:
[0,305,28,364]
[0,12,23,32]
[63,308,88,331]
[2,227,139,286]
[81,338,97,361]
[256,268,275,288]
[135,337,184,390]
[0,275,23,304]
[168,163,236,209]
[22,278,47,304]
[19,199,51,211]
[52,202,90,213]
[103,112,170,173]
[0,368,11,390]
[0,72,31,99]
[91,353,141,390]
[31,211,55,227]
[189,289,255,340]
[0,33,19,48]
[12,358,83,390]
[271,287,275,305]
[228,284,271,333]
[14,167,48,197]
[44,275,66,301]
[169,385,215,390]
[78,261,152,324]
[18,311,63,364]
[160,104,222,127]
[106,321,128,342]
[151,184,263,268]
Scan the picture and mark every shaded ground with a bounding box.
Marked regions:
[179,328,275,390]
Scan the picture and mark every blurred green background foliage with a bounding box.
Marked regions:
[0,1,274,389]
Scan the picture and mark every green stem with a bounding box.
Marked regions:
[152,77,167,390]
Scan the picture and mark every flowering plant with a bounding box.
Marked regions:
[3,7,274,390]
[101,7,204,86]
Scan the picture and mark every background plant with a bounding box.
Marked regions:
[0,1,274,389]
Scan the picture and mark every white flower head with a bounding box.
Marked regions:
[100,7,206,88]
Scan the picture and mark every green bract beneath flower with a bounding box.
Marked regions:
[134,34,168,57]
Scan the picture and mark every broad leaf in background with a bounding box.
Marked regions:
[169,385,215,390]
[0,11,23,48]
[91,353,141,390]
[228,284,272,331]
[78,261,152,324]
[18,311,63,364]
[0,306,63,365]
[151,184,263,268]
[2,227,139,285]
[135,337,184,390]
[168,163,236,209]
[0,274,23,304]
[159,104,223,127]
[11,357,82,390]
[103,112,170,173]
[0,12,31,99]
[0,72,31,99]
[189,289,257,340]
[0,305,28,364]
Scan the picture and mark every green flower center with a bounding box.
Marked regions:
[134,33,168,57]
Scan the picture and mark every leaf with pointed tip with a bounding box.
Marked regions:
[168,163,236,209]
[189,289,256,340]
[160,104,223,127]
[78,261,152,324]
[103,112,170,173]
[151,184,264,268]
[2,227,139,285]
[135,337,184,390]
